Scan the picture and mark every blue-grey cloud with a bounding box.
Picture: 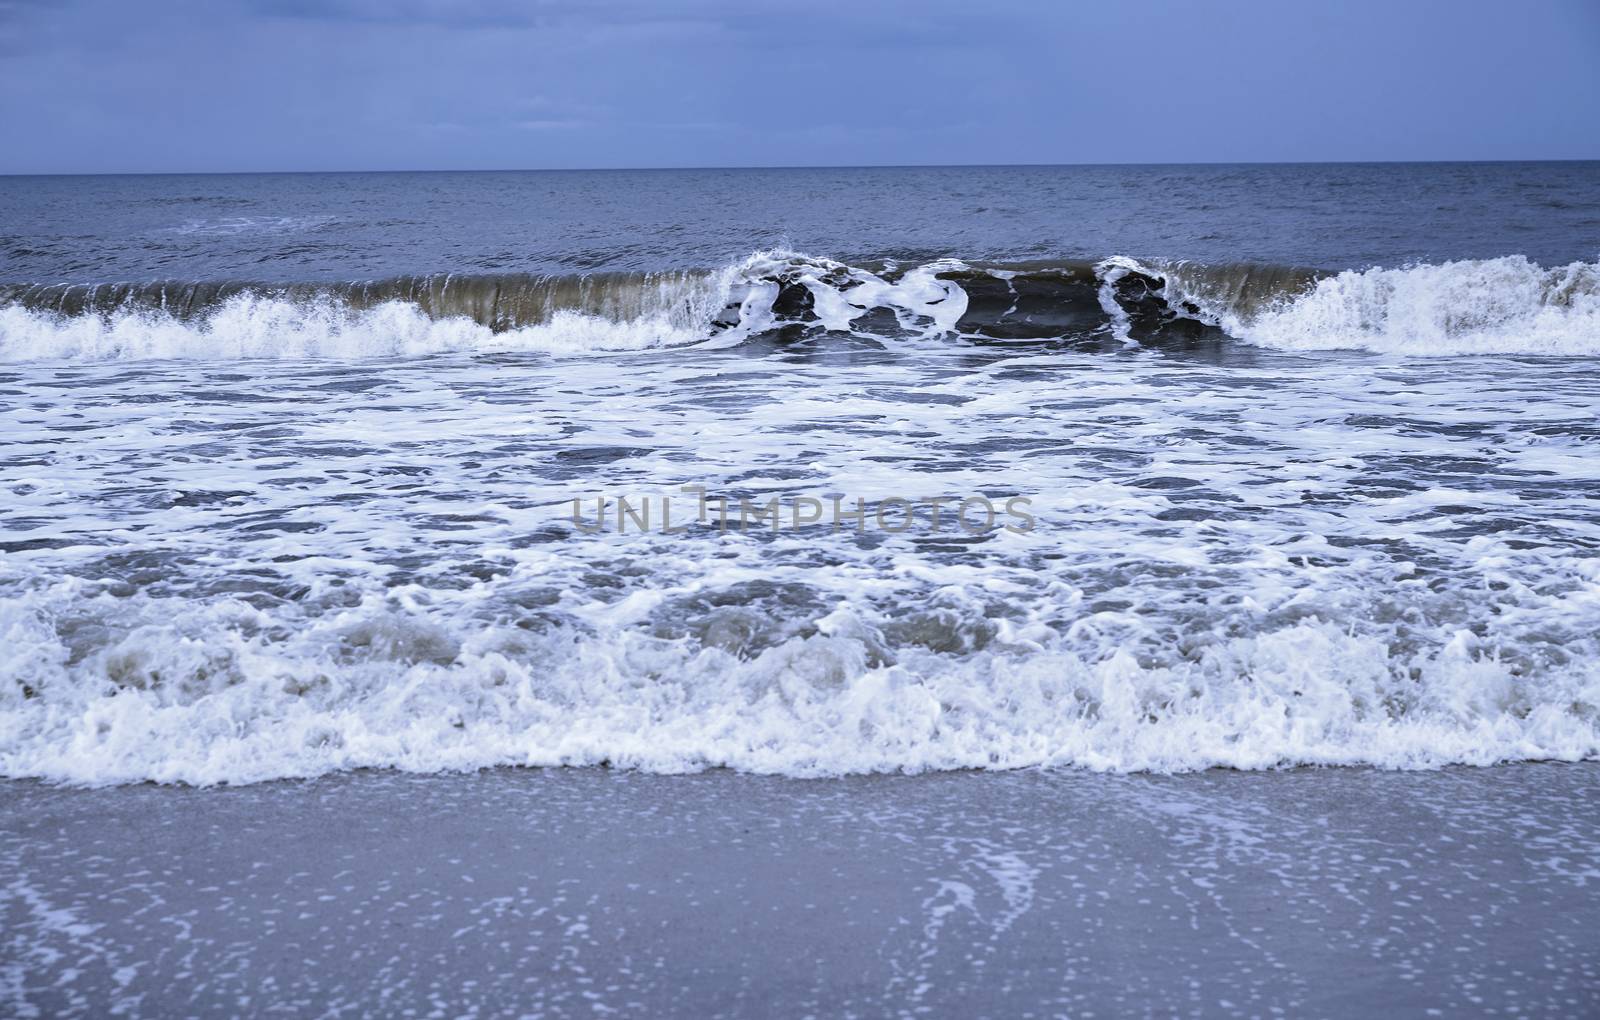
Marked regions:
[0,0,1596,173]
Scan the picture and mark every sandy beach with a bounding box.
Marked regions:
[5,762,1597,1018]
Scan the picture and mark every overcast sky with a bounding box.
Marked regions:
[2,0,1597,173]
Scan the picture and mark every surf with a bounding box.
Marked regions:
[1,252,1597,361]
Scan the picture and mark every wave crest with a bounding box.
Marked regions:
[1151,255,1600,355]
[2,252,1597,361]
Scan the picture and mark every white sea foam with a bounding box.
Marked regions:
[760,253,969,336]
[1,584,1595,787]
[0,275,741,361]
[1092,255,1144,342]
[1,338,1597,786]
[162,215,336,237]
[1159,255,1600,355]
[0,297,709,360]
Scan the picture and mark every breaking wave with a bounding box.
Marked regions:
[0,252,1597,362]
[4,581,1596,787]
[1142,254,1600,356]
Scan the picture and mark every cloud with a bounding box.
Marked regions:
[252,0,536,27]
[515,118,587,131]
[1,0,1597,172]
[0,0,63,56]
[250,0,744,28]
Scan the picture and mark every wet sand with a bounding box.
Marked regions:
[4,763,1598,1018]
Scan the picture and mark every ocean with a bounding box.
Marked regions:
[2,163,1599,1015]
[3,162,1599,782]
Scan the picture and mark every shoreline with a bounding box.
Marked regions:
[6,753,1600,790]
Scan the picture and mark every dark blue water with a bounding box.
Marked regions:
[3,162,1598,283]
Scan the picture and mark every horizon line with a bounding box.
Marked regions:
[4,156,1599,178]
